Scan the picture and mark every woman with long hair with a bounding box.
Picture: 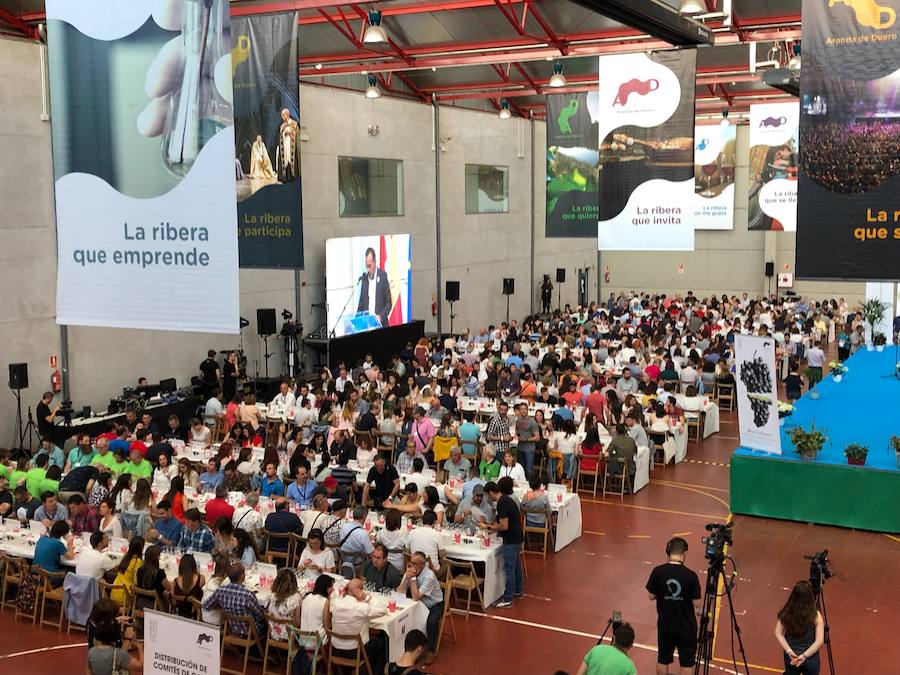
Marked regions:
[236,446,257,475]
[177,457,199,491]
[233,528,259,567]
[97,498,124,540]
[151,452,177,494]
[375,508,407,571]
[135,545,171,605]
[111,535,145,605]
[172,553,205,617]
[299,574,333,649]
[110,474,133,514]
[421,485,445,526]
[775,581,824,674]
[266,568,301,641]
[163,476,186,523]
[298,528,335,579]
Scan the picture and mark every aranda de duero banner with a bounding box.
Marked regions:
[692,122,736,230]
[46,0,239,334]
[798,0,900,279]
[597,50,696,251]
[546,92,599,237]
[232,12,304,269]
[748,102,799,231]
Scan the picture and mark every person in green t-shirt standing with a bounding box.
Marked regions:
[577,623,637,675]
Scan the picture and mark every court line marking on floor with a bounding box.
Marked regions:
[579,498,723,521]
[672,531,693,537]
[653,479,731,494]
[652,481,732,512]
[627,534,651,539]
[683,459,731,468]
[883,534,900,544]
[584,530,606,536]
[0,643,86,660]
[468,611,772,674]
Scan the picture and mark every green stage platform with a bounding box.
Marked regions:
[730,453,900,533]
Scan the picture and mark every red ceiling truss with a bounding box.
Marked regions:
[8,0,802,117]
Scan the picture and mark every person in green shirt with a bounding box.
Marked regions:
[577,623,637,675]
[123,448,152,480]
[25,454,49,499]
[65,433,96,473]
[39,465,61,496]
[91,437,117,472]
[109,447,129,477]
[9,456,28,489]
[478,444,501,481]
[0,448,10,480]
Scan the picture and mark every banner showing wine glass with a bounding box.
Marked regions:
[797,0,900,279]
[734,334,781,455]
[46,0,239,334]
[545,92,599,237]
[596,51,696,251]
[748,102,799,231]
[232,11,304,269]
[692,123,736,230]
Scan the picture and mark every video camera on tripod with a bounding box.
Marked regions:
[701,521,733,561]
[805,549,832,591]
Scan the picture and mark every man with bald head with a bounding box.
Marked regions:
[330,577,388,674]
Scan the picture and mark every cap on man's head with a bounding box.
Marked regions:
[323,476,338,490]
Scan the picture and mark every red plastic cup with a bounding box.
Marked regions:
[482,536,491,547]
[556,493,563,503]
[454,532,461,544]
[306,580,314,592]
[364,520,372,531]
[388,600,397,612]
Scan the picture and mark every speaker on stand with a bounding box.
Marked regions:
[502,278,515,324]
[556,268,566,311]
[765,261,774,296]
[256,308,276,380]
[445,281,460,335]
[8,363,37,452]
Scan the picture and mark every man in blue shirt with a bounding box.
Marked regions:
[286,463,316,507]
[338,506,374,572]
[198,458,224,492]
[259,462,285,497]
[176,508,214,552]
[34,438,65,471]
[35,491,67,527]
[457,412,481,458]
[148,500,184,547]
[33,520,74,576]
[263,498,302,552]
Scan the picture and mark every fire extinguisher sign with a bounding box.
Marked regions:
[49,354,58,369]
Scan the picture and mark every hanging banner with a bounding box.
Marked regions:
[47,1,239,334]
[546,92,599,237]
[797,0,900,279]
[144,609,220,674]
[597,51,696,251]
[735,334,781,455]
[748,102,799,231]
[692,123,736,230]
[233,12,304,269]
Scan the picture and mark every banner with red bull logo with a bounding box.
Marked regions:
[748,102,799,231]
[797,0,900,279]
[693,123,736,230]
[596,51,697,251]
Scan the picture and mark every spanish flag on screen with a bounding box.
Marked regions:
[379,235,410,326]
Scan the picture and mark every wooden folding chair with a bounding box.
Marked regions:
[131,586,162,632]
[0,553,25,612]
[522,506,555,560]
[649,432,668,470]
[263,530,294,566]
[325,630,373,675]
[435,595,456,656]
[375,431,397,459]
[221,612,265,675]
[263,614,294,675]
[98,579,133,616]
[575,453,602,498]
[38,568,68,632]
[685,412,704,443]
[602,457,633,501]
[287,627,322,675]
[716,383,735,412]
[289,532,307,567]
[444,559,485,620]
[14,562,40,625]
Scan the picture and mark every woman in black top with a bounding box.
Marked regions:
[171,554,204,617]
[223,352,240,402]
[784,359,804,402]
[136,545,171,607]
[775,581,824,674]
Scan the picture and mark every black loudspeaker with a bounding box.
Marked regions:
[556,268,566,283]
[503,278,515,295]
[445,281,460,302]
[8,363,28,390]
[765,261,775,278]
[256,308,277,336]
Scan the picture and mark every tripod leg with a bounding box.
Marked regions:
[817,590,836,675]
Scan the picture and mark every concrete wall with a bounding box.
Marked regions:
[598,124,867,304]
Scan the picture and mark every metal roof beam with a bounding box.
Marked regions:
[0,7,38,39]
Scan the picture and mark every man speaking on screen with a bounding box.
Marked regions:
[358,247,392,327]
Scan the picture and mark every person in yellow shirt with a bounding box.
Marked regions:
[111,536,145,606]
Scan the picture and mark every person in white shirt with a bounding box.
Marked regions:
[498,450,527,484]
[329,578,388,674]
[270,382,296,409]
[334,367,351,394]
[152,452,178,494]
[204,388,225,427]
[75,531,117,578]
[293,398,317,435]
[189,418,211,449]
[406,510,445,571]
[405,457,431,495]
[232,493,263,546]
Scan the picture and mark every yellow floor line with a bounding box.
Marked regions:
[584,530,606,536]
[627,534,651,539]
[653,479,731,494]
[653,481,732,512]
[579,498,723,520]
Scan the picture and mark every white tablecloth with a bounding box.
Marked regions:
[633,446,650,493]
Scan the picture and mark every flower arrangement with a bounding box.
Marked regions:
[828,361,848,375]
[788,424,827,460]
[844,442,868,465]
[861,298,889,342]
[777,402,795,419]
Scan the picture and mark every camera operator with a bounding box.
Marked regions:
[646,537,702,675]
[576,622,637,675]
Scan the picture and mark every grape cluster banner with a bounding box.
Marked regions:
[596,50,696,251]
[798,0,900,279]
[749,102,799,231]
[232,11,304,269]
[46,0,239,334]
[545,92,599,237]
[735,334,781,455]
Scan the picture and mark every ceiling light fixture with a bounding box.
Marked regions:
[315,63,322,70]
[549,62,566,88]
[499,98,512,119]
[365,74,380,99]
[679,0,707,15]
[363,10,388,44]
[720,108,730,126]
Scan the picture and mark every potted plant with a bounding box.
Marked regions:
[844,442,868,466]
[828,360,848,383]
[861,298,889,350]
[778,402,795,427]
[891,435,900,468]
[788,424,827,460]
[874,332,887,352]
